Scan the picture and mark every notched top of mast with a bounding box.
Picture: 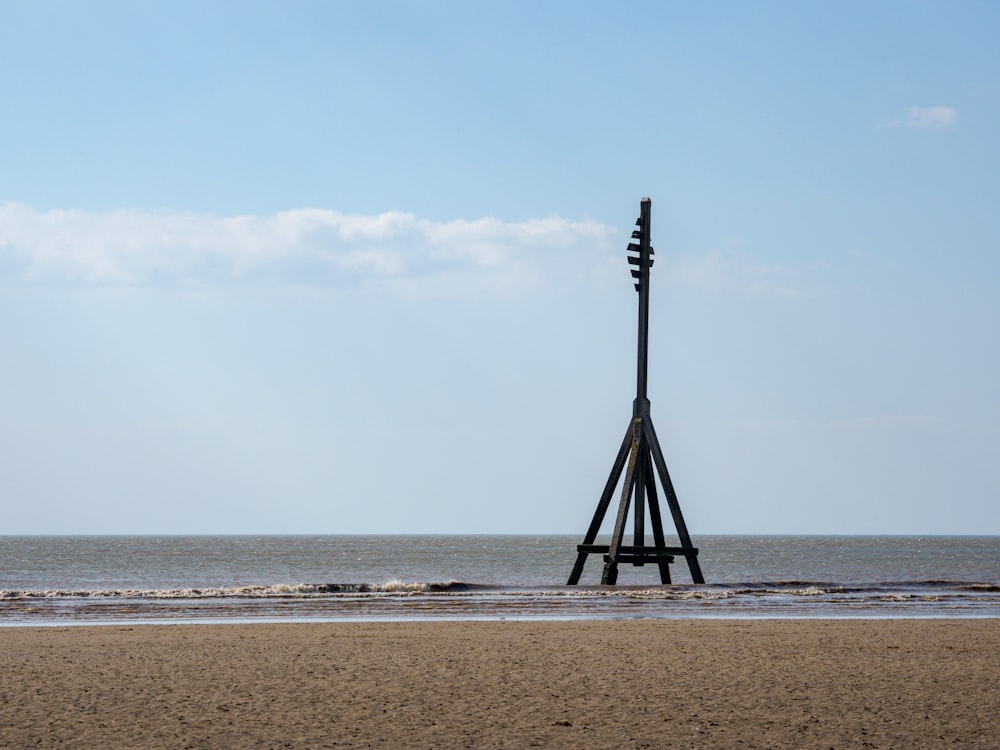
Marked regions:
[626,201,654,293]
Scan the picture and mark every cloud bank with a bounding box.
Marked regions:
[0,204,619,295]
[0,204,819,299]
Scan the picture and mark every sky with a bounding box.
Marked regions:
[2,1,998,535]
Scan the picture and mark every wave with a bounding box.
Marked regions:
[2,578,996,602]
[709,579,1000,594]
[0,580,476,600]
[959,583,1000,593]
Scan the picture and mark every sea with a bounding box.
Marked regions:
[1,535,998,626]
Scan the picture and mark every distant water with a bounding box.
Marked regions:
[1,535,997,624]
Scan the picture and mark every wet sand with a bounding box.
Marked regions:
[1,619,997,748]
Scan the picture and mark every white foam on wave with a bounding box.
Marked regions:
[790,587,826,596]
[376,580,430,593]
[622,588,733,601]
[879,593,913,602]
[0,580,466,600]
[0,584,320,600]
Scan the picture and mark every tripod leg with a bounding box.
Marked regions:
[644,452,672,584]
[601,560,619,585]
[633,442,646,563]
[567,421,633,585]
[603,422,641,584]
[644,418,705,584]
[566,553,588,587]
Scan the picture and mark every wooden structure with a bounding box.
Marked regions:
[568,198,705,585]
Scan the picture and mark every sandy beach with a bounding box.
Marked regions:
[1,619,997,748]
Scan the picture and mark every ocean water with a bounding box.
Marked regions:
[1,535,997,625]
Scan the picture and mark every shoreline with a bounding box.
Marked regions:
[3,618,998,748]
[3,612,1000,629]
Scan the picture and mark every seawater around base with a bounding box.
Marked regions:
[1,535,998,625]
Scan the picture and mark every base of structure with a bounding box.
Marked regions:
[567,409,705,586]
[570,544,701,585]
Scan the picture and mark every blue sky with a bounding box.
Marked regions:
[2,1,998,534]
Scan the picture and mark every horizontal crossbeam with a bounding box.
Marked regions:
[605,554,674,565]
[577,544,699,558]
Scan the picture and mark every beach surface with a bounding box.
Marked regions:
[1,619,997,748]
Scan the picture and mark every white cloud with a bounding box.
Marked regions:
[0,204,619,295]
[0,204,825,300]
[906,106,958,129]
[882,105,958,130]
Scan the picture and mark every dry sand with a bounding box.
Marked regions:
[1,619,997,749]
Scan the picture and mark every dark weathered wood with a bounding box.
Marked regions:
[644,452,672,584]
[578,545,697,557]
[606,553,675,565]
[566,553,588,587]
[643,416,705,584]
[633,432,646,562]
[582,422,634,545]
[642,418,691,544]
[602,564,619,585]
[602,423,641,584]
[567,421,635,585]
[566,552,589,587]
[568,198,706,586]
[634,199,651,404]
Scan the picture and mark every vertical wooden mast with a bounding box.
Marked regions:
[567,198,705,586]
